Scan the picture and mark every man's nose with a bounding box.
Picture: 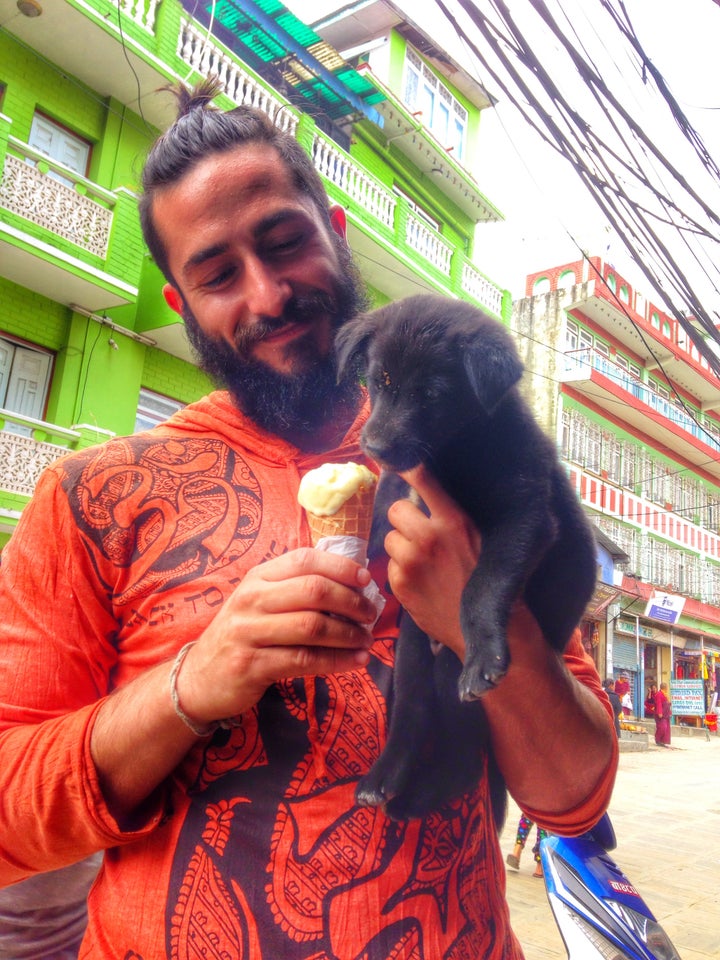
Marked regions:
[243,257,292,319]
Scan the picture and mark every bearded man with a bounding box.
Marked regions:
[0,81,617,959]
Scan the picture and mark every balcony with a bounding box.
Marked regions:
[0,130,140,310]
[561,348,720,480]
[307,129,505,313]
[1,141,114,257]
[0,409,116,532]
[528,261,720,410]
[568,464,720,605]
[177,22,507,318]
[1,0,508,347]
[0,0,174,129]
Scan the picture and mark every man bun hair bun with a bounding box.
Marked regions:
[170,77,223,119]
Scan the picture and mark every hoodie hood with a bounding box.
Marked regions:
[158,390,372,474]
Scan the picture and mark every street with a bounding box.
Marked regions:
[500,734,720,960]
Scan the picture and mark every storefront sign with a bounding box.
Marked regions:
[644,592,686,624]
[584,583,621,619]
[670,679,704,716]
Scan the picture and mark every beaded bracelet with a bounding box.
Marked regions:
[169,641,242,738]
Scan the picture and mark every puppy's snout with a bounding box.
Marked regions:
[361,433,389,464]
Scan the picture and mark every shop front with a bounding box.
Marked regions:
[673,639,720,728]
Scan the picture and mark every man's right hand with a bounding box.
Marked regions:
[174,547,377,729]
[90,548,376,824]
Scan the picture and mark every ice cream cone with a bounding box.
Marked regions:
[306,486,376,545]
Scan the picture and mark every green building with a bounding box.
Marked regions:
[0,0,509,547]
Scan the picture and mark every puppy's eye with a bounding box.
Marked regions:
[376,370,395,393]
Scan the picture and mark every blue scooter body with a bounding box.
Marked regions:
[540,814,682,959]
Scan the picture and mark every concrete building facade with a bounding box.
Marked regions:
[514,255,720,725]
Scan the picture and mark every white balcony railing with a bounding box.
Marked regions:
[405,211,452,274]
[562,349,720,452]
[118,0,160,33]
[0,142,114,258]
[175,18,504,315]
[0,411,80,498]
[178,21,298,136]
[311,136,396,229]
[461,262,504,318]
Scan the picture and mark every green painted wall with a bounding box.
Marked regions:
[142,348,213,405]
[0,0,511,540]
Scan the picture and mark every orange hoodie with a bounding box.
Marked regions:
[0,391,614,959]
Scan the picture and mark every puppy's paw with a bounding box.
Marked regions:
[355,780,389,809]
[355,763,402,809]
[458,656,507,701]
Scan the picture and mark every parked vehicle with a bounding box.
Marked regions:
[540,815,682,959]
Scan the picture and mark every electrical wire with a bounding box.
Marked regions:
[433,0,720,377]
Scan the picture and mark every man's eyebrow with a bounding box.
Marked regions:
[181,209,311,277]
[183,243,229,276]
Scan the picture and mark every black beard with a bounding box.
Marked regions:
[181,248,366,445]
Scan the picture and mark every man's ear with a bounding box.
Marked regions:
[329,205,347,240]
[163,284,184,317]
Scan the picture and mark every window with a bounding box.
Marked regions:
[565,319,595,357]
[594,340,610,358]
[604,435,623,483]
[0,336,53,434]
[402,47,467,160]
[0,336,52,417]
[561,409,601,472]
[28,113,90,186]
[620,440,636,490]
[615,354,642,380]
[565,319,578,350]
[134,388,184,433]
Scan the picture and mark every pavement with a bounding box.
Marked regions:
[499,733,720,959]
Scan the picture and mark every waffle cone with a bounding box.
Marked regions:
[306,487,375,545]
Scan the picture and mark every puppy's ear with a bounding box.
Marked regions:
[463,330,524,412]
[334,313,377,381]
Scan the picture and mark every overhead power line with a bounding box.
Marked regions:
[434,0,720,379]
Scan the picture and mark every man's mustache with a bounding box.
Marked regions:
[232,292,338,356]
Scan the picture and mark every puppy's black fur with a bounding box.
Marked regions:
[335,294,597,820]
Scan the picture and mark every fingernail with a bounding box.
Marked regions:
[356,567,371,586]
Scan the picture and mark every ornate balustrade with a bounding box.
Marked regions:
[461,262,505,318]
[0,139,115,258]
[178,21,297,135]
[405,212,452,274]
[175,18,504,319]
[0,411,80,498]
[311,136,396,229]
[118,0,160,33]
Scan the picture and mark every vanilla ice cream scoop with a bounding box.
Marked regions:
[298,462,377,544]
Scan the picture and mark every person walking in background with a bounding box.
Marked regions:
[603,679,622,737]
[614,674,632,716]
[506,814,547,878]
[644,684,657,719]
[620,689,634,717]
[654,682,672,747]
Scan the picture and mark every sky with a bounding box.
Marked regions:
[286,0,720,312]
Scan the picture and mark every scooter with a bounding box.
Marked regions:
[540,814,682,959]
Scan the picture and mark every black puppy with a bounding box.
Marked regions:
[335,294,597,819]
